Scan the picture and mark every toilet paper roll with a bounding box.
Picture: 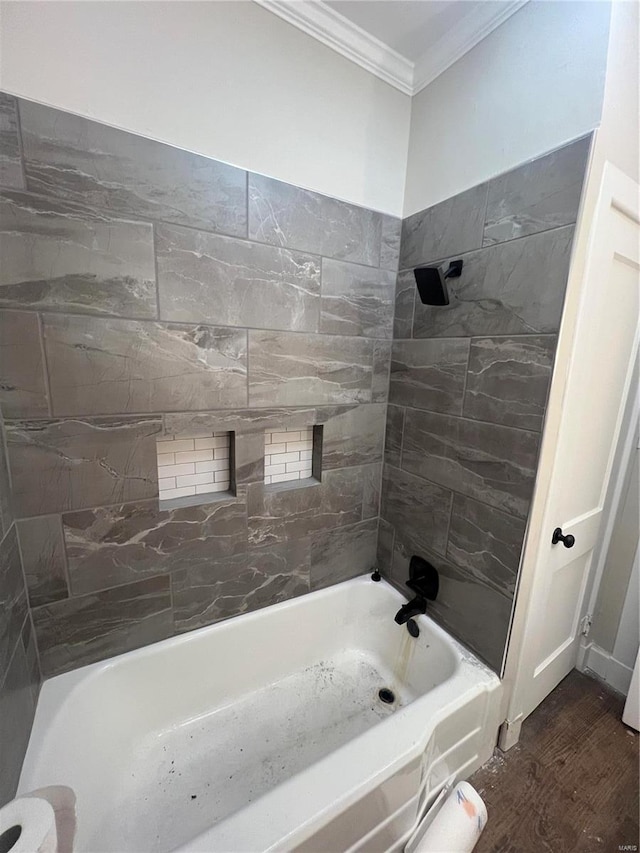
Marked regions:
[24,788,76,853]
[0,796,58,853]
[411,781,487,853]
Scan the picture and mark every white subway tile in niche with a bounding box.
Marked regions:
[156,431,231,503]
[264,426,313,485]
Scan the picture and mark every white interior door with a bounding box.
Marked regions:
[502,161,640,739]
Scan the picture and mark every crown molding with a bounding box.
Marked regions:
[254,0,529,97]
[412,0,530,95]
[254,0,414,95]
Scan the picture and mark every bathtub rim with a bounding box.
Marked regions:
[24,574,483,712]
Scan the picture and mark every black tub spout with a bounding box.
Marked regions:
[394,596,427,624]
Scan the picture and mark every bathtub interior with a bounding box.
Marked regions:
[19,578,497,853]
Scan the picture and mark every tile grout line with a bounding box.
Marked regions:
[5,402,540,442]
[395,220,578,274]
[396,404,542,437]
[460,337,473,418]
[12,522,45,684]
[0,304,393,339]
[36,312,54,418]
[13,97,28,190]
[55,511,73,598]
[480,180,491,243]
[0,607,31,691]
[4,403,384,427]
[29,570,176,613]
[398,405,407,470]
[444,490,456,559]
[151,222,162,320]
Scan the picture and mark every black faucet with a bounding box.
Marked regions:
[395,597,427,624]
[394,556,439,625]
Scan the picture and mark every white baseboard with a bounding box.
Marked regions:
[579,641,635,695]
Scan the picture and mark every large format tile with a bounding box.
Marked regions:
[320,258,394,338]
[362,461,382,519]
[20,100,247,236]
[0,191,157,317]
[0,526,27,682]
[464,335,556,431]
[372,340,392,403]
[380,215,402,272]
[0,636,37,806]
[380,465,453,558]
[16,515,69,607]
[320,403,385,469]
[310,519,377,590]
[400,183,488,269]
[248,482,321,549]
[384,405,404,468]
[447,495,526,597]
[0,310,48,417]
[0,93,24,190]
[173,543,309,633]
[156,223,320,331]
[393,270,415,339]
[483,136,591,245]
[248,331,373,407]
[413,226,575,338]
[249,174,381,266]
[5,417,160,517]
[377,517,395,576]
[402,409,539,518]
[43,315,247,415]
[32,574,173,676]
[63,498,247,595]
[247,467,365,547]
[389,338,469,414]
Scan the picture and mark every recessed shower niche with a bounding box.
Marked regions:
[156,431,232,505]
[264,425,324,486]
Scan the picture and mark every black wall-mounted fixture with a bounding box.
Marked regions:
[394,555,439,626]
[414,259,463,306]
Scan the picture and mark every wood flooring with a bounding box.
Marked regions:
[469,670,639,853]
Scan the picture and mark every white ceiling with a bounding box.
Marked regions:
[255,0,529,95]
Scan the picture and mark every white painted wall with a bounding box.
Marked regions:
[0,1,411,215]
[403,0,611,216]
[591,0,640,184]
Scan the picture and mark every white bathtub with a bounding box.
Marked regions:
[19,576,501,852]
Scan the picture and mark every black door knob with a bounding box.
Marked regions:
[552,527,575,548]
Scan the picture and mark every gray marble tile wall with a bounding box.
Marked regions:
[0,93,398,678]
[0,404,41,805]
[380,136,591,672]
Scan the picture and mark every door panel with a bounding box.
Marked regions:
[506,162,640,725]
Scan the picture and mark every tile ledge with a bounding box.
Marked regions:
[264,477,321,495]
[158,491,234,512]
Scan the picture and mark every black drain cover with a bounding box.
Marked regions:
[378,687,395,704]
